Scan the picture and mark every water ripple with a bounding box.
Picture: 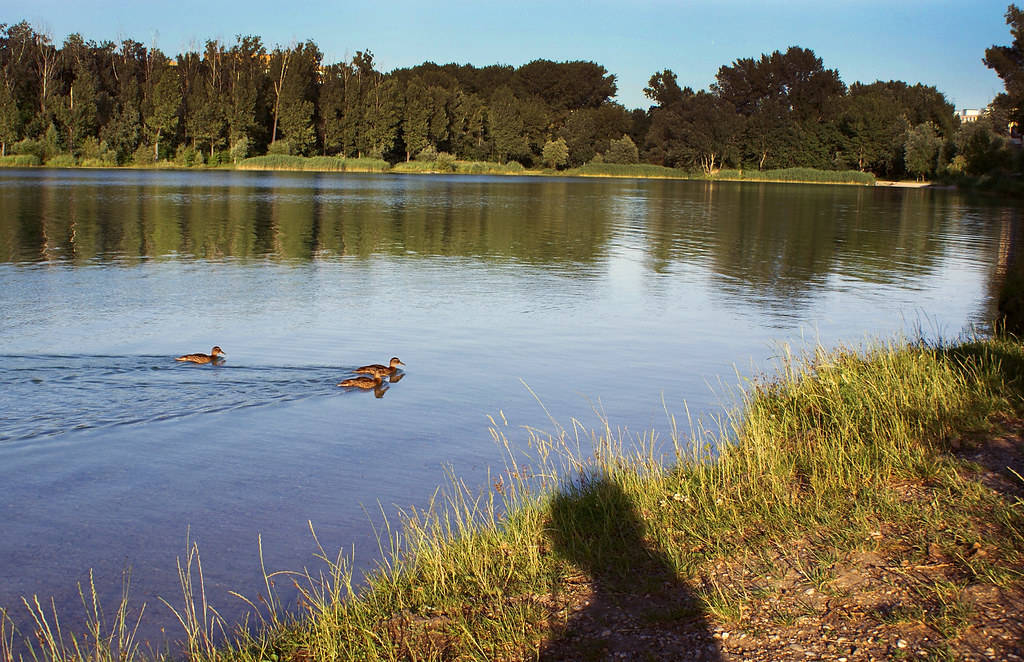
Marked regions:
[0,355,351,443]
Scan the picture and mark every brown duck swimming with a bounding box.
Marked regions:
[337,373,384,389]
[175,346,226,364]
[354,357,405,378]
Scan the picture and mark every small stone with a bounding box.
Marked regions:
[804,587,815,596]
[897,639,908,649]
[720,632,729,640]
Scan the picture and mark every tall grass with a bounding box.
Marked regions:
[0,154,41,167]
[714,167,876,185]
[566,163,689,179]
[454,160,526,175]
[1,334,1021,660]
[236,155,390,172]
[14,571,146,662]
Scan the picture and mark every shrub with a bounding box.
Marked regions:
[10,138,44,162]
[78,138,118,167]
[435,151,457,173]
[175,144,202,167]
[230,137,250,163]
[542,137,569,169]
[415,145,438,162]
[132,144,155,166]
[45,154,77,167]
[604,135,640,164]
[267,139,291,156]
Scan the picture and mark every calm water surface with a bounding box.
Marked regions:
[0,168,1017,647]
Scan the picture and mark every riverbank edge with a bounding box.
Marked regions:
[0,156,886,187]
[4,333,1021,661]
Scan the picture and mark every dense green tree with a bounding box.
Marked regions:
[55,58,99,153]
[985,4,1024,126]
[449,89,486,159]
[0,17,971,173]
[340,50,376,157]
[954,116,1013,175]
[837,83,905,173]
[542,136,568,168]
[100,76,141,163]
[904,121,942,179]
[604,134,639,164]
[487,85,528,163]
[142,55,180,160]
[836,81,953,177]
[225,35,267,151]
[268,40,320,154]
[643,69,685,107]
[557,103,631,166]
[402,77,431,160]
[512,59,616,115]
[361,73,402,158]
[0,73,20,153]
[318,62,347,155]
[712,47,844,169]
[645,72,740,172]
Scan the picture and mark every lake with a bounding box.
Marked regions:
[0,168,1016,650]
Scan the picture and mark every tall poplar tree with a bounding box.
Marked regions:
[143,54,180,160]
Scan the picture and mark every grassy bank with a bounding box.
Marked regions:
[0,154,41,167]
[3,153,879,186]
[567,163,876,185]
[3,333,1022,660]
[236,155,390,173]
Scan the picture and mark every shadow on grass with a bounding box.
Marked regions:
[538,472,721,661]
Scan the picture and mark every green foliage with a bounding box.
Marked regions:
[10,138,44,161]
[985,4,1024,128]
[435,151,457,172]
[131,143,154,166]
[0,154,40,166]
[237,154,390,172]
[541,137,569,168]
[230,136,251,163]
[716,167,876,184]
[43,123,61,160]
[414,144,438,161]
[143,59,181,161]
[45,153,77,167]
[267,139,291,155]
[603,135,639,164]
[175,144,203,167]
[78,137,118,167]
[488,86,529,164]
[0,79,20,154]
[0,20,969,178]
[646,86,741,173]
[454,159,525,174]
[905,122,942,179]
[568,162,686,178]
[954,117,1013,176]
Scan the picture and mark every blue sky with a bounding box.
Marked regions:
[8,0,1012,111]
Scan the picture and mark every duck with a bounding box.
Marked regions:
[175,346,226,364]
[354,357,405,378]
[338,373,384,389]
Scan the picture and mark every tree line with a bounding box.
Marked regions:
[0,19,1014,178]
